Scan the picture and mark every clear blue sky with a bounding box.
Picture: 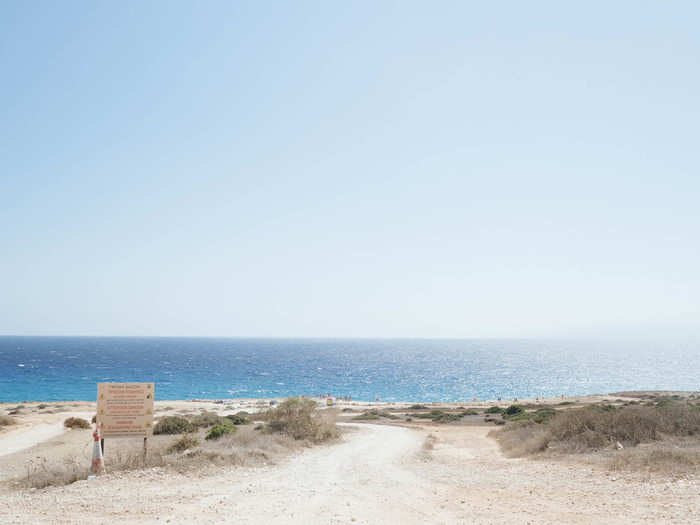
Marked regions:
[1,1,699,338]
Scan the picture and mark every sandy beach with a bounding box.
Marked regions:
[0,393,698,524]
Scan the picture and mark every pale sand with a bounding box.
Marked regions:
[0,411,94,458]
[1,396,698,524]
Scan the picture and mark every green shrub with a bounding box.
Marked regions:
[225,413,250,425]
[407,409,466,423]
[408,409,444,419]
[486,406,504,414]
[205,424,236,440]
[409,404,427,410]
[167,434,200,453]
[507,408,556,424]
[63,417,90,429]
[504,405,525,417]
[461,409,478,416]
[431,412,463,423]
[38,404,48,410]
[353,409,399,420]
[153,416,195,435]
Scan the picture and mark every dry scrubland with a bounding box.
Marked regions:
[1,392,699,524]
[490,392,700,477]
[13,397,340,489]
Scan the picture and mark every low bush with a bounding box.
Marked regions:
[409,404,427,410]
[352,411,380,420]
[485,406,504,414]
[545,406,660,447]
[225,413,250,425]
[190,411,229,429]
[38,404,48,410]
[264,397,339,442]
[507,408,556,424]
[63,417,90,429]
[408,410,444,419]
[0,415,16,426]
[407,409,467,423]
[352,409,399,421]
[205,424,236,440]
[431,412,463,423]
[153,416,194,435]
[167,434,200,453]
[503,405,525,417]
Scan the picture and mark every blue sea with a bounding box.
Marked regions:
[0,337,698,403]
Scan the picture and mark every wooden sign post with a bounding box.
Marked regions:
[96,383,154,460]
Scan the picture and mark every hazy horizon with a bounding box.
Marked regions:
[2,2,699,339]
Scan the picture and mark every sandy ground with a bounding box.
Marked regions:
[0,411,94,459]
[1,396,698,524]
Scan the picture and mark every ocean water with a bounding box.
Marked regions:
[0,337,698,403]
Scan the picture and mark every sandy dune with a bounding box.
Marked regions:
[1,418,698,524]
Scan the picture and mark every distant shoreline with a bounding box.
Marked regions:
[2,390,698,408]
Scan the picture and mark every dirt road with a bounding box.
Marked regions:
[0,412,94,460]
[1,422,697,524]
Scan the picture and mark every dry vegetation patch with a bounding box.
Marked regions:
[352,409,399,421]
[63,417,91,429]
[608,441,700,476]
[20,397,339,489]
[0,415,16,426]
[262,397,339,442]
[492,398,700,476]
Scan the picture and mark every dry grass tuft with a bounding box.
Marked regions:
[23,456,88,489]
[167,434,200,453]
[422,434,437,451]
[109,448,166,471]
[417,434,438,461]
[0,415,16,426]
[63,417,91,429]
[24,448,167,489]
[608,441,700,477]
[490,421,550,457]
